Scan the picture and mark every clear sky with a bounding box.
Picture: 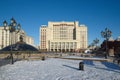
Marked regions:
[0,0,120,46]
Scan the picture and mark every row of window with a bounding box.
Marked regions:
[50,42,77,45]
[53,24,74,26]
[41,29,46,31]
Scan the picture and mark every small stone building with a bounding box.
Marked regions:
[101,37,120,56]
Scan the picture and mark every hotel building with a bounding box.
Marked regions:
[40,21,87,52]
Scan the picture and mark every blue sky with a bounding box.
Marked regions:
[0,0,120,46]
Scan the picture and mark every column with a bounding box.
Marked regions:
[69,42,70,52]
[49,41,51,52]
[65,42,66,52]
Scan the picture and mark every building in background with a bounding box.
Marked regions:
[39,25,47,51]
[26,36,34,46]
[0,26,34,49]
[40,21,87,52]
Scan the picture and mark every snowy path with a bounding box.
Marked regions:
[0,58,120,80]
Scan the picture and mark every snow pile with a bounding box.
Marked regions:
[0,58,120,80]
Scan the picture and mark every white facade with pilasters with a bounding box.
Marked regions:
[40,21,87,52]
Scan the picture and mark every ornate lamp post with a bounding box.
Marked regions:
[3,17,21,64]
[91,42,95,50]
[101,28,112,59]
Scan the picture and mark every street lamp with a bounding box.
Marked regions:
[93,38,99,49]
[91,42,95,50]
[101,28,112,59]
[3,17,21,64]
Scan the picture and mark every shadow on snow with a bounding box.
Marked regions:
[63,64,79,70]
[101,62,120,71]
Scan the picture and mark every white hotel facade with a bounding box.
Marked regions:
[40,21,87,52]
[0,26,34,49]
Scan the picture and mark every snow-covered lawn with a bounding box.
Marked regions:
[0,58,120,80]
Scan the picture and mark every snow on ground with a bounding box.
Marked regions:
[0,57,120,80]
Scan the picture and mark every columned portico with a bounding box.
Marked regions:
[48,41,78,52]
